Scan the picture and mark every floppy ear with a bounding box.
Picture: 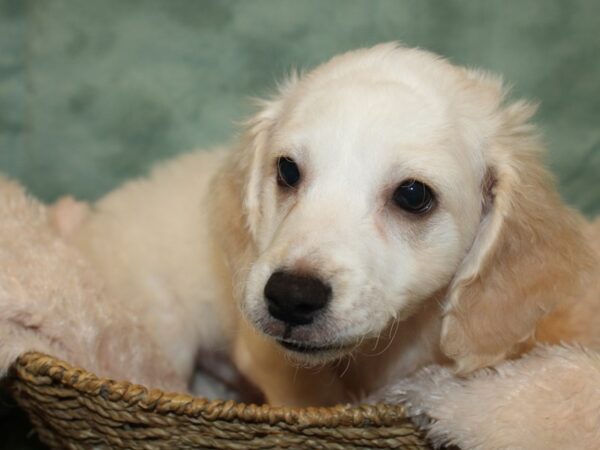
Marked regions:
[208,75,298,289]
[440,101,594,373]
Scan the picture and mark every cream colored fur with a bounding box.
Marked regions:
[4,43,597,448]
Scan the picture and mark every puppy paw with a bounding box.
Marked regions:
[368,365,470,444]
[371,363,529,449]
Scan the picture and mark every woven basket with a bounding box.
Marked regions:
[6,352,429,449]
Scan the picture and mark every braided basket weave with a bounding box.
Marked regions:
[7,352,429,449]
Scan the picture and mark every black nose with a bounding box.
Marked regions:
[264,271,332,326]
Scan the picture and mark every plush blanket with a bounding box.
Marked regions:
[0,177,185,391]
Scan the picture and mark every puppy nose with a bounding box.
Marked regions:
[264,271,331,326]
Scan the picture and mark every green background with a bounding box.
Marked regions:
[0,1,599,447]
[0,0,599,215]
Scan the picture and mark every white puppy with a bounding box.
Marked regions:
[71,43,599,412]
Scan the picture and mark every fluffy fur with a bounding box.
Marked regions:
[0,176,185,391]
[3,43,598,447]
[369,345,600,449]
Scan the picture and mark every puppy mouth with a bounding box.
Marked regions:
[276,339,350,354]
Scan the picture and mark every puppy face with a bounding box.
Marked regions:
[215,43,590,370]
[237,45,493,363]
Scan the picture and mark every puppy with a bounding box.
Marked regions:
[71,43,599,406]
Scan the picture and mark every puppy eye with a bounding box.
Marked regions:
[392,179,434,214]
[276,156,301,188]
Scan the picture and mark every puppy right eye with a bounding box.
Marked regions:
[392,179,434,214]
[276,156,301,188]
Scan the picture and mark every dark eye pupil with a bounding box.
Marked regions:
[277,156,301,187]
[393,180,433,213]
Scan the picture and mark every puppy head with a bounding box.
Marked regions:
[213,43,591,367]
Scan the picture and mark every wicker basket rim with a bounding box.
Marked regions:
[12,351,407,428]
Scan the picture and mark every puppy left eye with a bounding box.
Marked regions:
[276,156,301,188]
[392,180,434,214]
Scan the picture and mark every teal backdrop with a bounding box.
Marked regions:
[1,0,599,216]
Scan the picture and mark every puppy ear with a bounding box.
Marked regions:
[441,101,594,373]
[209,74,298,281]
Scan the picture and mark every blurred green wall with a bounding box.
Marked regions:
[1,0,599,215]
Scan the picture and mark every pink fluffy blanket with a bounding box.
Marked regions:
[0,176,184,391]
